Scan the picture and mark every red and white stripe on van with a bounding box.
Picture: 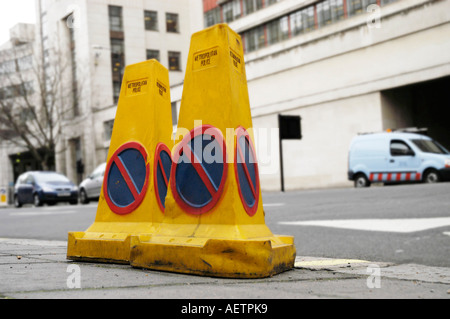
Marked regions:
[369,172,421,182]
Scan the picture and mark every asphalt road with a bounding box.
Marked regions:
[1,182,449,268]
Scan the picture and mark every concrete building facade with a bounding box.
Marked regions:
[203,0,450,190]
[35,0,203,185]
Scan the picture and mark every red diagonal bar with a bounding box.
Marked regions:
[114,157,140,199]
[237,142,257,199]
[158,157,169,186]
[183,145,217,197]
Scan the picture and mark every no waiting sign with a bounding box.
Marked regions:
[171,125,227,215]
[234,126,260,216]
[103,142,150,215]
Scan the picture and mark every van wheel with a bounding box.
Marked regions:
[423,169,440,184]
[354,174,370,188]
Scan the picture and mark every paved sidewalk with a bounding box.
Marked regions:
[0,238,449,300]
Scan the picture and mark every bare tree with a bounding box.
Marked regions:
[0,38,81,171]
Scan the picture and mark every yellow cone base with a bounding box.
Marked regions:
[130,235,296,278]
[67,231,150,264]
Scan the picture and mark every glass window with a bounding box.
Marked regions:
[390,140,414,156]
[411,139,449,154]
[166,13,179,33]
[266,0,279,5]
[330,0,345,21]
[168,51,181,71]
[146,49,160,61]
[298,6,315,33]
[317,0,332,27]
[223,0,242,23]
[347,0,363,17]
[91,163,106,178]
[204,7,221,27]
[113,81,121,104]
[291,7,315,35]
[243,0,263,15]
[144,10,158,31]
[244,25,265,53]
[381,0,398,5]
[104,120,114,141]
[108,6,123,32]
[290,11,303,37]
[267,17,289,45]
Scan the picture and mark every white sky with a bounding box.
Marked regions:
[0,0,36,45]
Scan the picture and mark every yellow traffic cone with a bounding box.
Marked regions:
[67,60,173,263]
[130,24,296,278]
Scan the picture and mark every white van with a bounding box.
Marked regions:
[348,132,450,187]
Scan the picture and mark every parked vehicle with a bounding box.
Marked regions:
[348,131,450,188]
[79,163,106,204]
[14,171,79,207]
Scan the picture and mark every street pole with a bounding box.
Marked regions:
[278,114,285,192]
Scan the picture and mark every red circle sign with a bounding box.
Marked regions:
[170,125,228,215]
[234,126,260,216]
[153,143,173,213]
[103,141,150,215]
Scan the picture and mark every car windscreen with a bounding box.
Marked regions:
[34,173,71,183]
[411,139,449,154]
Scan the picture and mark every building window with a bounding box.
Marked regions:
[243,0,263,15]
[166,13,179,33]
[109,5,124,105]
[146,49,160,61]
[267,16,289,45]
[144,10,158,31]
[110,38,124,104]
[244,25,265,53]
[223,0,242,23]
[290,11,303,37]
[204,7,221,27]
[347,0,363,16]
[168,51,181,71]
[104,119,115,141]
[108,6,123,32]
[229,0,399,54]
[317,0,333,27]
[112,81,121,104]
[330,0,345,22]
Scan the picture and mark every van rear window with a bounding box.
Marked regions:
[411,139,449,154]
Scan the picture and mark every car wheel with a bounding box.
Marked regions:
[423,169,440,184]
[79,189,89,204]
[14,195,22,208]
[354,174,370,188]
[34,194,43,207]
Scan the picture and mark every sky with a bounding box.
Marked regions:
[0,0,36,45]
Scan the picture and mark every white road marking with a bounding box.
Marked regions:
[279,217,450,233]
[9,210,76,217]
[264,203,284,207]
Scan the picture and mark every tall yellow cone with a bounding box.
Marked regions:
[67,60,173,263]
[130,24,296,278]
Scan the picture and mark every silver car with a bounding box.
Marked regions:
[79,163,106,204]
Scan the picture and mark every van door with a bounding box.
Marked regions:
[388,139,421,181]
